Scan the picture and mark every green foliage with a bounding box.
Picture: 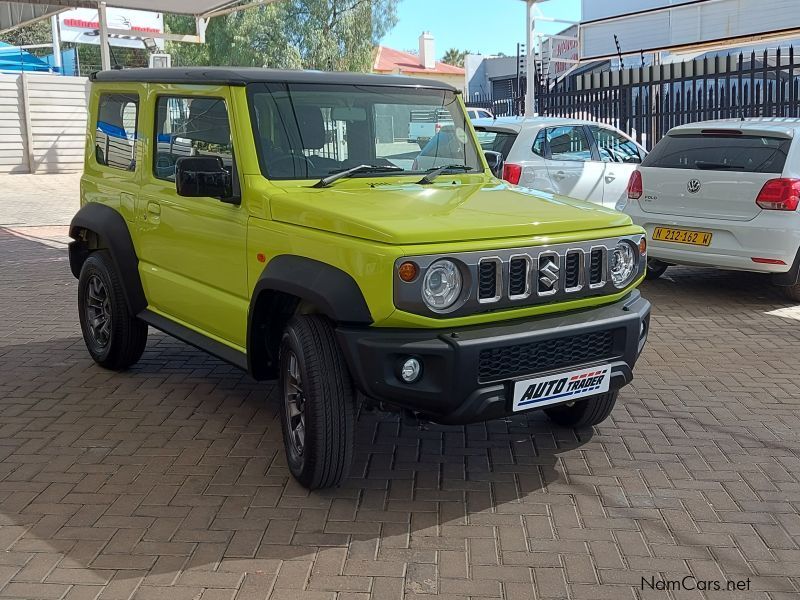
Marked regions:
[0,20,51,46]
[441,48,469,68]
[166,0,398,72]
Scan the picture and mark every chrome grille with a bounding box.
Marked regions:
[589,247,606,287]
[508,257,529,298]
[477,258,501,303]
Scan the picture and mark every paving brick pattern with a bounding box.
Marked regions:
[1,176,799,599]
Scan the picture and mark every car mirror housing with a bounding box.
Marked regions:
[484,151,505,178]
[175,156,238,204]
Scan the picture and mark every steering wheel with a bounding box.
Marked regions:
[271,154,316,171]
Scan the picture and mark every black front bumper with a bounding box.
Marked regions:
[337,291,651,424]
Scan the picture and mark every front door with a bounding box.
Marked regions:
[543,125,605,205]
[589,125,643,209]
[136,90,249,349]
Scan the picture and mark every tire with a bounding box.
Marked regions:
[780,282,800,302]
[279,315,355,489]
[544,391,618,428]
[78,251,148,370]
[645,258,668,280]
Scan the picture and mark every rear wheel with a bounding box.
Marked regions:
[780,282,800,302]
[544,391,618,428]
[279,315,355,489]
[645,258,668,280]
[78,251,148,370]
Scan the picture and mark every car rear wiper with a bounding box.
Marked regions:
[694,161,744,171]
[416,164,472,185]
[312,164,404,188]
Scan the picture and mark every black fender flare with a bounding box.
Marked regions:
[246,255,373,379]
[69,203,147,315]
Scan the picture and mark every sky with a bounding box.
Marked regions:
[380,0,581,58]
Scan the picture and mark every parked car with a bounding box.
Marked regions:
[464,117,646,210]
[467,107,494,120]
[407,108,453,148]
[70,67,650,490]
[619,118,800,299]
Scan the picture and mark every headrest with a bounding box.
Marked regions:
[184,98,231,146]
[295,105,325,150]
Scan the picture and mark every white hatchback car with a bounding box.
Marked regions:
[470,117,646,209]
[619,119,800,300]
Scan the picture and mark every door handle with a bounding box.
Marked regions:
[552,170,567,181]
[145,202,161,222]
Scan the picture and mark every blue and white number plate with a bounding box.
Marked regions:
[512,365,611,412]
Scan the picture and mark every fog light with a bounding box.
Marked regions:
[400,357,422,383]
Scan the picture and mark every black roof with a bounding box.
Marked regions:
[91,67,458,91]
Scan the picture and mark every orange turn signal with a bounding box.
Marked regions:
[398,261,419,282]
[639,237,647,256]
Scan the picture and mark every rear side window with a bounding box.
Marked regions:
[532,129,546,157]
[95,93,138,171]
[546,126,592,162]
[590,126,642,164]
[475,129,517,157]
[642,134,791,173]
[154,96,233,182]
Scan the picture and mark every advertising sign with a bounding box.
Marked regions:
[58,7,163,49]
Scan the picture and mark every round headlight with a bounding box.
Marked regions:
[422,260,462,310]
[610,242,637,288]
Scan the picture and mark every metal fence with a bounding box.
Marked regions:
[469,47,800,151]
[537,47,800,150]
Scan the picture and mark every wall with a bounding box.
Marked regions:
[0,73,87,174]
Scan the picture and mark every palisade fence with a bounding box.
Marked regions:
[468,47,800,151]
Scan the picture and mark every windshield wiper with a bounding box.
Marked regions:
[312,164,404,188]
[416,164,472,185]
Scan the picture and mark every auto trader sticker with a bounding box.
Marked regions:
[512,365,611,411]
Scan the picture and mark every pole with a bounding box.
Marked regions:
[98,1,111,70]
[50,15,62,73]
[525,0,536,116]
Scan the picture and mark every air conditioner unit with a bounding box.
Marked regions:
[149,54,172,69]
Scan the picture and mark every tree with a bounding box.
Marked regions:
[0,20,51,46]
[441,48,469,68]
[166,0,398,72]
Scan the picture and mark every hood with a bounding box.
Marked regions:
[269,181,632,245]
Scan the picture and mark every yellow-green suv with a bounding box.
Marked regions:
[70,67,650,489]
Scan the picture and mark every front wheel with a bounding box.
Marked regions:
[279,315,355,489]
[544,391,618,428]
[78,251,148,370]
[645,258,669,280]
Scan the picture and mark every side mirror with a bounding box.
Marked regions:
[484,151,505,178]
[175,156,237,203]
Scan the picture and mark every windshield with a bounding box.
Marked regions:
[247,83,482,180]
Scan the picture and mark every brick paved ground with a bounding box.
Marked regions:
[0,174,799,599]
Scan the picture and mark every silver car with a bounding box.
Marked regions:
[416,117,646,210]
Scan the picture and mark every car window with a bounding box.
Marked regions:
[642,134,791,173]
[546,126,592,162]
[474,129,518,157]
[154,96,233,182]
[468,110,477,119]
[532,129,546,157]
[95,93,138,171]
[590,126,642,164]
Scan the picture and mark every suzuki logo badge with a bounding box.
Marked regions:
[687,179,701,194]
[539,259,560,289]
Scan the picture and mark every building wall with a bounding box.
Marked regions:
[0,73,87,174]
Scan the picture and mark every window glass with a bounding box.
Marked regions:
[532,129,546,157]
[95,93,138,171]
[590,126,642,163]
[642,134,790,173]
[546,126,592,162]
[248,83,481,179]
[154,96,233,182]
[474,129,518,157]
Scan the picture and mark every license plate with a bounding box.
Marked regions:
[512,365,611,412]
[652,226,712,246]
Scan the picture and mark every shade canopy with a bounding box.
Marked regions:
[1,0,262,34]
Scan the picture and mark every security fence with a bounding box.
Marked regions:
[468,47,800,151]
